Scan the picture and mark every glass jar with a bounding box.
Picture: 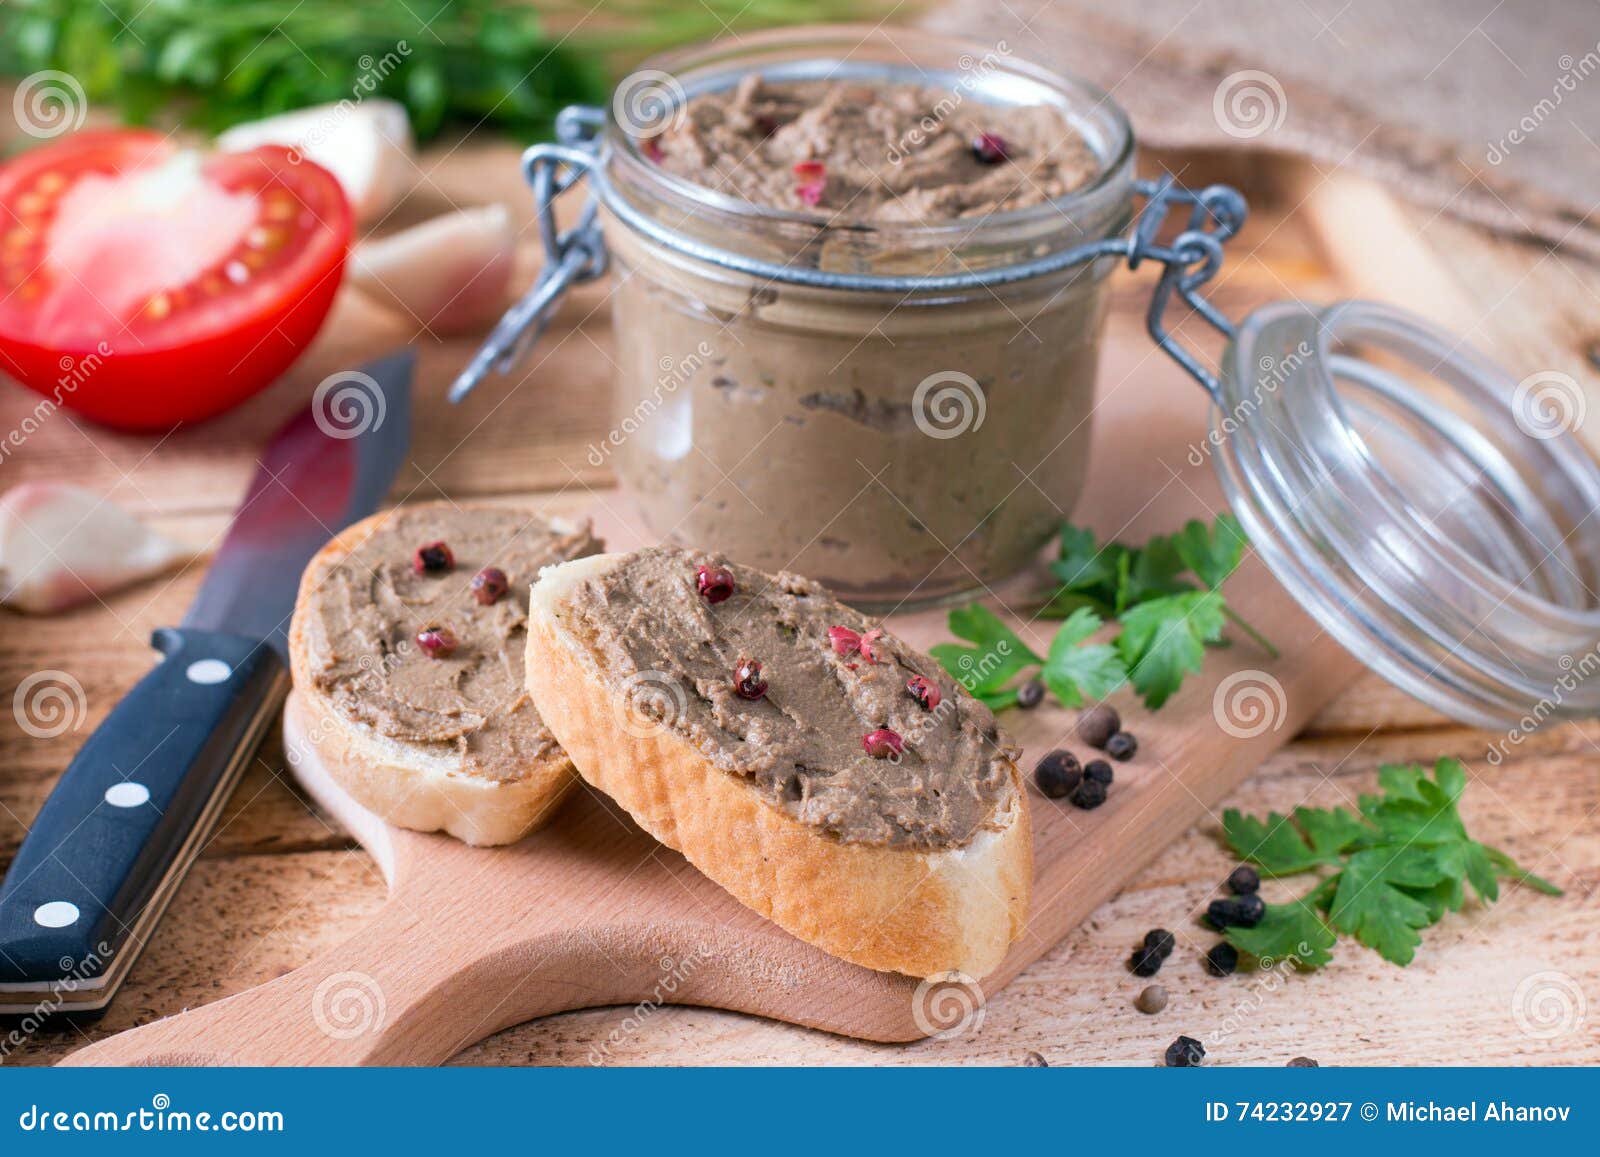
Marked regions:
[457,26,1600,733]
[589,26,1134,609]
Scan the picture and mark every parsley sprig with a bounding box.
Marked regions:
[1219,759,1561,969]
[932,515,1272,711]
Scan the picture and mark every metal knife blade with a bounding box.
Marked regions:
[183,348,416,654]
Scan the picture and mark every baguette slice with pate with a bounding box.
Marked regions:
[524,547,1031,979]
[288,503,601,846]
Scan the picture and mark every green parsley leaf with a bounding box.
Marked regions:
[1223,805,1368,876]
[1172,514,1248,589]
[1224,895,1337,969]
[952,515,1271,712]
[1038,608,1127,707]
[930,603,1041,698]
[1328,845,1454,965]
[1115,534,1191,612]
[1116,590,1227,708]
[1047,524,1124,612]
[1218,758,1564,970]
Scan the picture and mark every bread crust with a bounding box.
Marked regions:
[287,504,579,847]
[524,553,1032,979]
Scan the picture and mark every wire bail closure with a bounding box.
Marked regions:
[449,105,1249,404]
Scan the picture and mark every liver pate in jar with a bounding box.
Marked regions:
[596,27,1135,608]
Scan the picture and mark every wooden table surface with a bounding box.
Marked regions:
[2,143,1597,1067]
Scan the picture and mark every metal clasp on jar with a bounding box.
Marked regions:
[449,103,1251,406]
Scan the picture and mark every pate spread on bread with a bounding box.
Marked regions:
[288,503,601,845]
[524,547,1032,978]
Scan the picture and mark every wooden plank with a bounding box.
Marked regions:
[9,720,1593,1066]
[4,149,1598,1067]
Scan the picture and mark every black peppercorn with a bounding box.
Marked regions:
[1206,894,1265,930]
[1077,703,1120,748]
[1165,1036,1205,1067]
[1227,865,1261,895]
[1287,1056,1319,1067]
[1034,750,1082,798]
[1205,942,1239,976]
[1144,928,1176,958]
[1016,678,1046,709]
[1129,945,1164,977]
[1070,776,1107,810]
[1084,758,1114,785]
[1105,731,1138,761]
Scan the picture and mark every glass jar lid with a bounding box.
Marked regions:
[1214,298,1600,729]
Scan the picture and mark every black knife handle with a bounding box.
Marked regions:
[0,628,287,984]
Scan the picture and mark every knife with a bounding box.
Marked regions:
[0,349,415,1018]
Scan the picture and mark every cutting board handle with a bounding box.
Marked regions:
[60,890,613,1066]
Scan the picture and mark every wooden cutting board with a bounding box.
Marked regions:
[59,291,1367,1064]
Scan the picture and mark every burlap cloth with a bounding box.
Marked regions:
[926,0,1600,261]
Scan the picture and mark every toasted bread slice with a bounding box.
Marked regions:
[288,503,600,846]
[524,548,1031,979]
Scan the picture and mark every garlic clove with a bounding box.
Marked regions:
[218,99,416,225]
[347,204,517,335]
[0,482,194,614]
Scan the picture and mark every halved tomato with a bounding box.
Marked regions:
[0,129,351,430]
